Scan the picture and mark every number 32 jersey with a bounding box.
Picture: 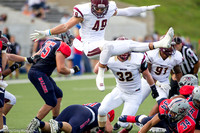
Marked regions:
[145,49,182,83]
[107,53,145,93]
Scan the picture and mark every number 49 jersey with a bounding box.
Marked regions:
[107,53,145,93]
[31,39,71,76]
[73,1,117,43]
[145,49,182,83]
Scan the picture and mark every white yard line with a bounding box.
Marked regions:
[6,74,114,84]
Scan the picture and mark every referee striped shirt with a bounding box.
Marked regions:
[180,46,199,75]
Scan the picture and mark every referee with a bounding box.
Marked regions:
[169,37,199,98]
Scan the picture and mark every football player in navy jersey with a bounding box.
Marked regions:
[36,102,114,133]
[26,32,80,132]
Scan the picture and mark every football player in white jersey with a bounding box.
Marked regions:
[94,37,159,133]
[30,0,174,91]
[140,41,183,116]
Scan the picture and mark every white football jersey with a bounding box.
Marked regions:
[145,49,182,83]
[107,52,145,93]
[73,1,117,43]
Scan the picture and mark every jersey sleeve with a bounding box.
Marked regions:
[158,99,172,119]
[109,1,118,13]
[186,48,199,64]
[57,42,71,58]
[175,51,183,65]
[73,4,86,18]
[144,51,153,64]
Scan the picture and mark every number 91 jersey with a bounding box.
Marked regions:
[73,1,117,43]
[145,49,182,83]
[107,53,144,93]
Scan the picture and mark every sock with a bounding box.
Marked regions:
[53,116,57,119]
[35,117,41,121]
[58,122,63,128]
[39,121,45,128]
[3,116,6,125]
[126,116,136,123]
[99,127,105,131]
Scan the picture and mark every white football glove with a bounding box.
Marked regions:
[30,30,50,42]
[146,5,160,10]
[0,80,8,90]
[156,81,171,93]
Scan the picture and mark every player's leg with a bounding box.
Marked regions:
[3,91,16,115]
[96,27,174,91]
[0,91,5,133]
[50,77,63,119]
[98,87,123,132]
[27,70,57,132]
[118,91,142,133]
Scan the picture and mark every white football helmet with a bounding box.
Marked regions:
[168,98,189,122]
[192,86,200,109]
[179,74,199,88]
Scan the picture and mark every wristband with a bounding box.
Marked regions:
[24,57,27,62]
[150,84,156,90]
[70,69,75,74]
[45,29,52,36]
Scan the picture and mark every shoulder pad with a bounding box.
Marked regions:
[57,42,71,58]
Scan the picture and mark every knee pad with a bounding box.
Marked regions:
[5,92,16,105]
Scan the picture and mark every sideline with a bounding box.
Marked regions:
[6,74,114,84]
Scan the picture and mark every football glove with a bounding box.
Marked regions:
[146,5,160,10]
[73,65,80,74]
[26,55,41,64]
[150,84,159,99]
[30,30,50,42]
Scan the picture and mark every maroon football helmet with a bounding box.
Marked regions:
[116,36,131,61]
[160,47,175,57]
[91,0,109,18]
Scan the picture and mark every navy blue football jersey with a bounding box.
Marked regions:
[30,39,71,76]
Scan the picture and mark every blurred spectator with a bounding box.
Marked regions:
[0,13,7,23]
[144,35,154,42]
[3,27,10,41]
[22,3,32,16]
[183,37,192,49]
[73,24,83,75]
[28,0,46,19]
[60,13,71,24]
[7,35,21,79]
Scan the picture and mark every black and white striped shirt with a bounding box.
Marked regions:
[180,46,199,75]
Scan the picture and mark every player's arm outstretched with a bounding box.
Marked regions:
[114,5,160,16]
[139,114,161,133]
[30,17,82,42]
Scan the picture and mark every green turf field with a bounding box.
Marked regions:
[5,73,158,132]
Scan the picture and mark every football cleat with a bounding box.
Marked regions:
[113,122,121,131]
[49,119,60,133]
[154,27,174,49]
[3,125,9,133]
[118,124,133,133]
[149,127,166,133]
[26,118,40,133]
